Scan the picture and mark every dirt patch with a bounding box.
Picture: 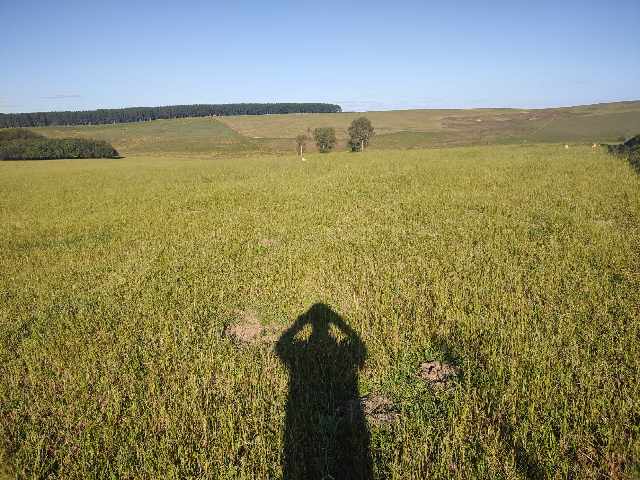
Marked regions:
[224,310,281,346]
[337,394,400,426]
[418,361,460,388]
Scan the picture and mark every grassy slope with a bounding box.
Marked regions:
[31,101,640,155]
[35,117,260,157]
[527,111,640,143]
[220,101,640,148]
[1,145,639,478]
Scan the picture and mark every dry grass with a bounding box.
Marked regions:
[219,101,640,146]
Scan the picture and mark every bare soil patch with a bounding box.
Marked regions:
[338,394,400,426]
[224,310,281,346]
[418,361,460,389]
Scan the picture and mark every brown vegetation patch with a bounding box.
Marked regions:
[337,394,400,426]
[224,310,281,346]
[418,361,460,388]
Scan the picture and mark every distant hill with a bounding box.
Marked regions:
[0,103,343,128]
[220,100,640,149]
[31,101,640,155]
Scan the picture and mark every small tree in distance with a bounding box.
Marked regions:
[348,117,375,152]
[313,127,336,153]
[295,134,308,157]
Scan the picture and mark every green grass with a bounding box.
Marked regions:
[371,131,461,150]
[35,117,259,157]
[1,144,639,478]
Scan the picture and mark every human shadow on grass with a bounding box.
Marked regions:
[276,303,372,480]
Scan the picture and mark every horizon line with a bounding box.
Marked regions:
[2,98,640,116]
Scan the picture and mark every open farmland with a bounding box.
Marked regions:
[219,101,640,148]
[32,101,640,156]
[1,141,639,478]
[34,117,260,157]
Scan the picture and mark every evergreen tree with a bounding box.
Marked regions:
[0,103,342,128]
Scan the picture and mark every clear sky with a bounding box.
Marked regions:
[1,0,638,113]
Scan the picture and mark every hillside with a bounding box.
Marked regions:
[220,101,640,148]
[35,117,262,157]
[32,101,640,155]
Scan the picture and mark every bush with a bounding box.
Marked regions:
[313,127,336,153]
[606,134,640,173]
[0,129,119,160]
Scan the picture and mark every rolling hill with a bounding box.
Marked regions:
[30,101,640,156]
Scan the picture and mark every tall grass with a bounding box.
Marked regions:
[0,145,638,478]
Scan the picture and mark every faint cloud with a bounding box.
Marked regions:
[41,94,82,100]
[338,98,446,112]
[338,100,388,112]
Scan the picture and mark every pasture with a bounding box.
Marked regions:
[34,101,640,156]
[1,141,639,478]
[219,101,640,148]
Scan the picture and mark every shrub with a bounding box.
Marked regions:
[0,130,119,160]
[606,134,640,173]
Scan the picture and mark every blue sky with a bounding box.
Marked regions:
[1,0,638,113]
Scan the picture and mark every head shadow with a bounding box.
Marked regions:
[276,303,372,480]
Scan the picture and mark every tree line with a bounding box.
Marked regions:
[0,129,118,160]
[0,103,342,128]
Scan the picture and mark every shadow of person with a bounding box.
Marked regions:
[276,303,372,480]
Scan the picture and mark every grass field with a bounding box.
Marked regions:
[1,142,639,478]
[219,101,640,148]
[35,117,260,157]
[33,101,640,156]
